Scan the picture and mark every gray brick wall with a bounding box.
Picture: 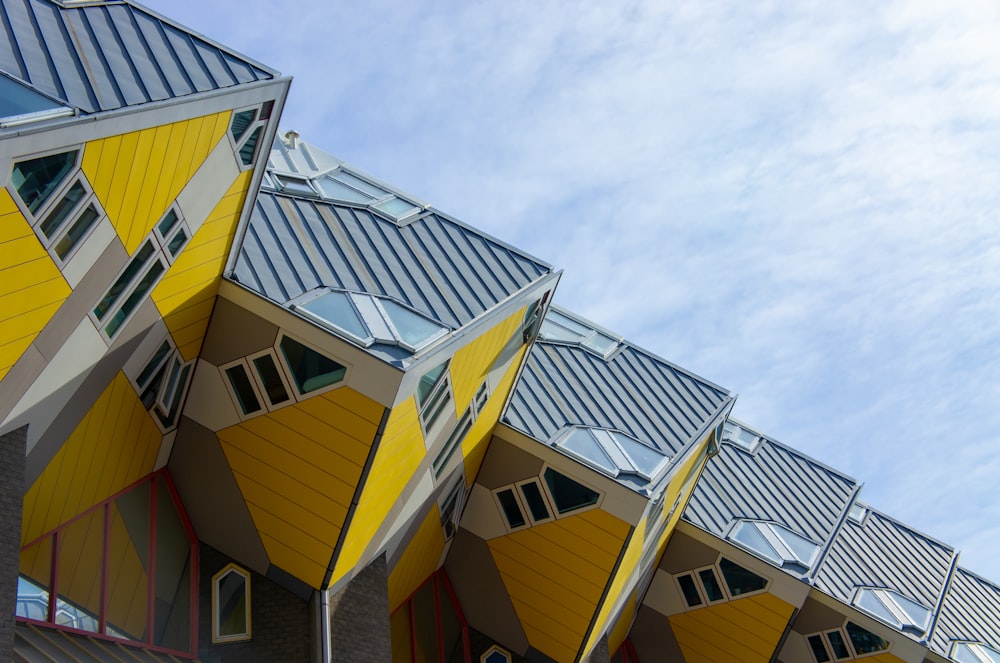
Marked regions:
[328,554,391,662]
[0,426,26,663]
[198,544,312,663]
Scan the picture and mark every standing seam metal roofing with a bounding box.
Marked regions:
[232,191,552,330]
[502,339,730,458]
[0,0,276,114]
[930,568,1000,655]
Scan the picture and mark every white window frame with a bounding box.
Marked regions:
[728,519,820,572]
[418,362,453,441]
[247,348,295,410]
[492,485,530,534]
[722,421,762,453]
[212,563,251,644]
[228,103,271,171]
[151,205,191,263]
[275,332,350,400]
[539,464,603,519]
[514,478,554,526]
[221,357,266,419]
[805,621,892,662]
[950,642,1000,663]
[673,555,770,611]
[852,587,930,634]
[90,238,169,341]
[317,167,422,222]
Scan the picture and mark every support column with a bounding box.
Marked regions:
[328,554,391,662]
[0,425,27,661]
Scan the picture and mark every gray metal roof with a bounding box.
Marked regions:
[502,333,731,462]
[930,567,1000,656]
[683,434,858,545]
[813,508,957,618]
[0,0,276,114]
[231,190,552,332]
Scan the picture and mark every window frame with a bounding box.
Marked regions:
[90,239,169,341]
[151,205,192,262]
[317,167,423,222]
[950,641,1000,663]
[211,563,252,644]
[721,421,762,453]
[673,555,771,611]
[805,621,892,662]
[276,332,350,399]
[227,102,272,171]
[417,360,453,440]
[727,519,820,573]
[851,587,930,635]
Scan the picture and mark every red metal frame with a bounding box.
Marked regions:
[390,569,471,663]
[613,638,640,663]
[16,468,199,659]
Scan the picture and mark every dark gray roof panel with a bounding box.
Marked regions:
[931,567,1000,655]
[683,438,858,545]
[813,509,956,612]
[503,340,731,458]
[0,0,276,114]
[232,191,552,330]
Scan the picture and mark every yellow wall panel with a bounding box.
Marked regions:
[449,306,525,413]
[330,397,423,588]
[217,386,382,589]
[608,591,636,654]
[20,372,162,545]
[669,592,795,663]
[0,190,71,382]
[82,110,230,255]
[387,506,446,610]
[152,170,252,362]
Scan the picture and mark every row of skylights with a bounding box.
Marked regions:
[952,642,1000,663]
[262,167,422,222]
[727,520,820,575]
[538,308,621,358]
[290,288,449,353]
[554,426,668,483]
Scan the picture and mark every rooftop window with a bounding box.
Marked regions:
[0,74,73,128]
[292,288,448,353]
[539,308,621,358]
[847,502,868,525]
[728,520,819,574]
[721,421,761,452]
[853,587,930,635]
[555,426,668,482]
[316,169,421,221]
[951,642,1000,663]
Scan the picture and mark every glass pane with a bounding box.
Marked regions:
[718,558,767,597]
[38,179,85,238]
[137,343,170,390]
[317,176,373,204]
[12,150,77,215]
[582,332,618,356]
[276,175,315,196]
[951,644,981,663]
[496,489,526,529]
[53,203,99,260]
[18,536,53,621]
[107,482,150,641]
[543,468,600,514]
[845,621,889,655]
[299,291,369,341]
[770,524,818,566]
[279,336,347,395]
[55,507,104,633]
[94,241,156,320]
[438,577,464,663]
[613,433,666,477]
[561,428,617,475]
[519,481,551,522]
[333,171,387,198]
[827,630,850,660]
[239,126,262,166]
[540,310,590,343]
[252,354,290,407]
[856,589,900,627]
[157,209,179,236]
[375,196,419,219]
[154,479,192,650]
[412,580,438,663]
[0,75,65,119]
[698,569,724,602]
[225,364,261,414]
[380,299,445,348]
[983,646,1000,663]
[105,260,166,337]
[677,574,702,608]
[230,109,256,141]
[729,522,781,565]
[390,603,413,663]
[807,635,831,663]
[216,571,247,638]
[416,361,447,407]
[165,227,188,257]
[887,590,930,629]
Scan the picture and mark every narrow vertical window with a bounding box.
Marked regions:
[225,363,262,415]
[518,480,551,523]
[495,488,526,530]
[251,353,290,407]
[212,564,251,643]
[677,573,703,608]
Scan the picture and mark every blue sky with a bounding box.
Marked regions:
[148,1,1000,579]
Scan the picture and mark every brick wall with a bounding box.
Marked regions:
[0,426,26,663]
[328,554,391,662]
[198,544,312,663]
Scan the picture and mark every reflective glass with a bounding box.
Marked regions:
[252,354,290,407]
[543,468,600,514]
[856,589,900,627]
[38,179,85,238]
[730,522,781,565]
[94,241,156,320]
[333,171,387,198]
[230,109,256,141]
[225,364,261,414]
[275,175,315,196]
[540,310,590,342]
[0,75,65,119]
[55,508,104,633]
[951,644,981,663]
[698,568,724,602]
[983,646,1000,663]
[216,570,248,638]
[279,336,347,394]
[107,482,150,641]
[416,361,447,407]
[677,574,702,608]
[239,126,262,166]
[827,630,850,659]
[845,621,889,654]
[53,203,99,260]
[807,635,831,662]
[887,590,930,629]
[718,558,767,596]
[496,489,526,529]
[105,260,166,337]
[299,291,369,341]
[380,299,445,348]
[771,524,818,566]
[318,176,372,204]
[582,332,618,356]
[614,432,666,477]
[561,428,616,475]
[12,150,77,214]
[17,536,53,621]
[154,479,192,650]
[375,196,419,219]
[519,481,551,522]
[165,227,188,257]
[157,209,180,236]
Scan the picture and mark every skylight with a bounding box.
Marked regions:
[539,309,621,358]
[291,288,448,352]
[555,426,668,482]
[728,520,819,573]
[317,169,420,220]
[952,642,1000,663]
[721,421,761,452]
[0,74,73,128]
[853,587,931,635]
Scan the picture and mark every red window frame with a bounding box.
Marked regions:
[391,569,471,663]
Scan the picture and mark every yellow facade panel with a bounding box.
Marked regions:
[245,503,336,565]
[449,306,525,413]
[258,532,329,590]
[508,598,581,663]
[20,373,161,546]
[607,591,637,654]
[669,592,795,663]
[227,468,346,538]
[387,506,446,610]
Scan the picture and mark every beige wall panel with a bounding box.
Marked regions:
[645,569,689,617]
[59,218,117,288]
[199,297,278,366]
[658,529,720,575]
[183,359,241,432]
[379,470,435,561]
[475,436,545,490]
[155,429,176,471]
[792,596,846,634]
[630,605,686,662]
[0,344,45,426]
[461,484,507,541]
[175,139,241,237]
[778,632,813,663]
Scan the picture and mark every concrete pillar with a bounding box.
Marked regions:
[583,633,612,663]
[328,554,391,662]
[0,426,27,662]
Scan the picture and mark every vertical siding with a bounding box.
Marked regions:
[668,592,795,663]
[0,190,71,382]
[449,306,525,413]
[387,506,446,610]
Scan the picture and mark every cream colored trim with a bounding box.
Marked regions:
[211,563,252,644]
[185,359,242,432]
[461,484,508,541]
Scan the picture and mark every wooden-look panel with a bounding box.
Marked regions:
[387,505,446,610]
[488,508,631,663]
[218,386,383,589]
[449,306,525,413]
[81,111,230,255]
[20,372,161,545]
[0,190,71,382]
[151,170,252,361]
[330,397,424,588]
[669,592,795,663]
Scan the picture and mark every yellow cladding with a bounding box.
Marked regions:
[489,508,631,663]
[669,592,795,663]
[151,170,252,361]
[449,305,526,413]
[461,345,527,484]
[330,397,423,588]
[0,190,71,383]
[387,505,446,610]
[583,519,644,656]
[81,111,230,254]
[218,387,383,589]
[20,372,161,546]
[859,655,906,663]
[608,591,637,655]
